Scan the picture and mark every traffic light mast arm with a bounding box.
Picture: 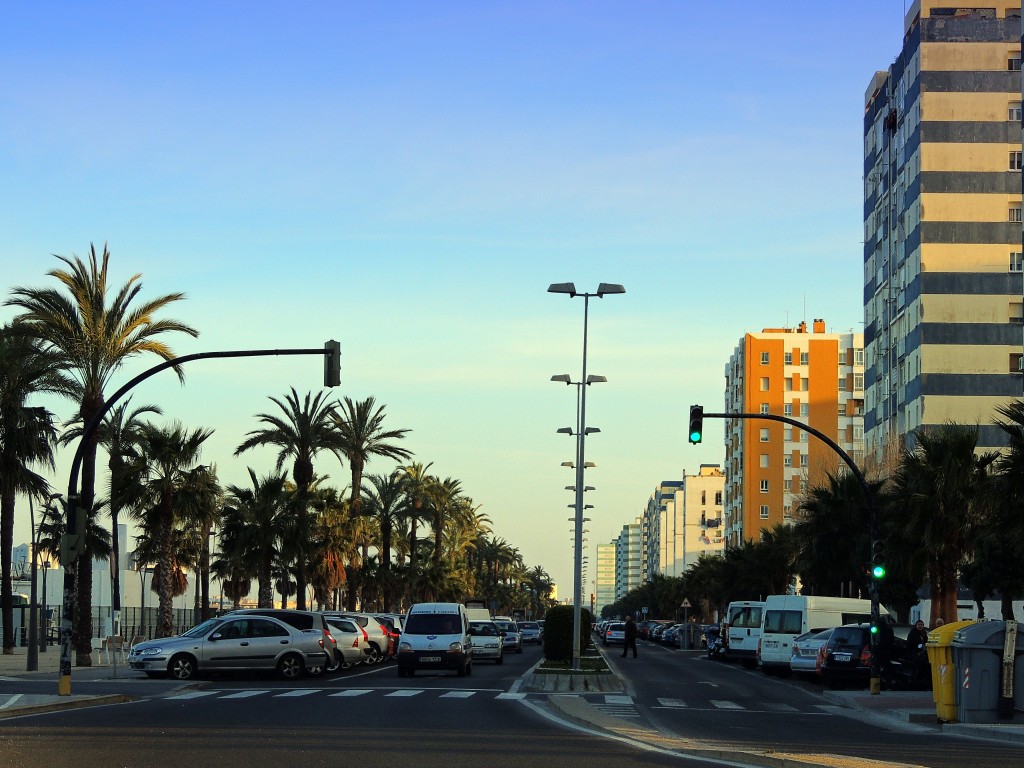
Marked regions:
[700,409,883,692]
[59,345,331,696]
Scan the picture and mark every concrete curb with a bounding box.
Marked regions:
[0,694,136,720]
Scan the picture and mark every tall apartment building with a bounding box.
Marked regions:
[723,321,865,546]
[642,468,726,577]
[614,517,643,601]
[594,542,616,617]
[863,1,1024,456]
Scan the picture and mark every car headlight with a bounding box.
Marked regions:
[398,642,412,653]
[139,647,163,656]
[448,641,463,653]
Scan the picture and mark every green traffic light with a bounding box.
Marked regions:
[870,624,879,634]
[689,430,702,442]
[872,564,886,579]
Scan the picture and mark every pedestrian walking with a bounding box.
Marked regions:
[621,615,638,658]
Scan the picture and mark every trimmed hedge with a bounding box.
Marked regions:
[542,605,592,661]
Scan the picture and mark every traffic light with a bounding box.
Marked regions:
[688,405,704,444]
[60,495,87,563]
[324,340,341,387]
[870,539,886,580]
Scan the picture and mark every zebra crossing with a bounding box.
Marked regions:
[163,688,528,702]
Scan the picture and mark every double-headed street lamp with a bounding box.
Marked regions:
[548,281,625,671]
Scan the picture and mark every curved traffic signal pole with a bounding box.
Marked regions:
[699,409,883,695]
[58,345,336,696]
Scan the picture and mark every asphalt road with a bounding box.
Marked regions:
[613,639,1024,768]
[2,640,1023,768]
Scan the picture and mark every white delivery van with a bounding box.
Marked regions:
[725,601,765,668]
[396,602,472,678]
[757,595,885,675]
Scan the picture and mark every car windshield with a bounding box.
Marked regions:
[830,627,866,649]
[182,618,222,638]
[469,622,497,636]
[520,622,539,630]
[404,613,460,635]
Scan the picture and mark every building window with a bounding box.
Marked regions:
[800,403,809,417]
[1011,252,1023,272]
[838,377,847,391]
[802,379,809,391]
[760,377,770,391]
[854,373,864,391]
[760,403,769,414]
[759,505,769,520]
[838,403,847,416]
[761,351,769,365]
[783,403,793,416]
[784,427,793,441]
[1011,101,1023,121]
[800,453,809,467]
[783,505,792,519]
[784,352,792,365]
[1012,353,1023,373]
[715,491,722,505]
[800,431,809,443]
[759,454,769,468]
[800,352,809,365]
[760,428,770,442]
[1011,205,1022,223]
[785,379,793,392]
[783,455,792,467]
[1011,151,1023,171]
[855,348,864,365]
[760,480,769,493]
[854,425,864,440]
[1010,54,1022,71]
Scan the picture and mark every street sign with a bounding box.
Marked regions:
[642,606,648,615]
[681,599,692,608]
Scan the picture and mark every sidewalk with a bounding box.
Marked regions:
[0,645,138,719]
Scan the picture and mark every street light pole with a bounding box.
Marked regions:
[549,282,624,671]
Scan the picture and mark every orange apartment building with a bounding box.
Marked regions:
[723,319,865,546]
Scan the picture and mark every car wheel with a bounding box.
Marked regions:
[325,651,342,674]
[277,653,304,680]
[305,661,324,677]
[466,660,472,676]
[364,645,380,664]
[168,653,197,680]
[457,661,468,677]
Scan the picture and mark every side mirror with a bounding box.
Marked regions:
[209,633,222,641]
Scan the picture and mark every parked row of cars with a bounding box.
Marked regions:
[128,608,404,680]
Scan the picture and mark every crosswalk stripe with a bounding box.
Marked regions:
[604,694,632,705]
[763,702,798,712]
[385,689,424,697]
[221,690,269,699]
[710,700,743,709]
[276,690,319,697]
[656,697,688,708]
[495,692,525,700]
[330,689,373,697]
[167,691,221,700]
[439,691,475,698]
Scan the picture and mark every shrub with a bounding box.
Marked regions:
[542,605,592,661]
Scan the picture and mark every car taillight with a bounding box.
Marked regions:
[351,637,360,648]
[361,627,369,641]
[324,631,335,645]
[859,645,871,666]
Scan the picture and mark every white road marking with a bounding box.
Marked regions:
[710,700,743,709]
[329,689,373,697]
[275,689,319,697]
[656,697,688,707]
[167,691,222,700]
[0,694,23,709]
[220,690,269,699]
[604,694,633,705]
[440,691,475,698]
[496,692,526,700]
[385,689,424,697]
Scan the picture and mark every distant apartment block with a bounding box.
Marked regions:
[643,467,725,577]
[863,1,1024,456]
[594,542,616,617]
[723,320,865,545]
[614,517,643,601]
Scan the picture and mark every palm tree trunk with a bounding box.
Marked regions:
[1,489,14,654]
[200,522,211,620]
[157,501,175,638]
[295,506,308,611]
[258,559,273,608]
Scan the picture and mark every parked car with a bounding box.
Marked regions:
[226,608,337,675]
[128,614,329,680]
[788,628,834,677]
[373,614,404,657]
[518,621,542,644]
[328,612,391,664]
[602,621,626,646]
[819,623,927,690]
[467,620,504,663]
[494,619,523,653]
[323,614,371,669]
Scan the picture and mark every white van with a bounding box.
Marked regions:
[725,601,765,668]
[396,602,472,678]
[757,595,885,675]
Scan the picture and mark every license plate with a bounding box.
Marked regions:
[764,641,778,649]
[420,656,441,663]
[832,653,852,663]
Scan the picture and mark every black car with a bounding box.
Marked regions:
[820,622,930,690]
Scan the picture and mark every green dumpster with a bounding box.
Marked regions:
[926,619,977,722]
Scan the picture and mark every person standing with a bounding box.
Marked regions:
[907,619,930,685]
[621,615,638,658]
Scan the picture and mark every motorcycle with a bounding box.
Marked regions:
[705,625,727,661]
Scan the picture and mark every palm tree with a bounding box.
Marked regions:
[399,461,434,602]
[891,423,996,625]
[62,397,162,631]
[331,396,412,518]
[7,245,197,660]
[120,422,213,636]
[220,470,292,608]
[426,476,464,569]
[235,388,344,610]
[362,472,409,611]
[0,324,61,654]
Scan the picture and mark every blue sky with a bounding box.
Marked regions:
[2,1,907,596]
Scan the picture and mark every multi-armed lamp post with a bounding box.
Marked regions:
[549,281,624,671]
